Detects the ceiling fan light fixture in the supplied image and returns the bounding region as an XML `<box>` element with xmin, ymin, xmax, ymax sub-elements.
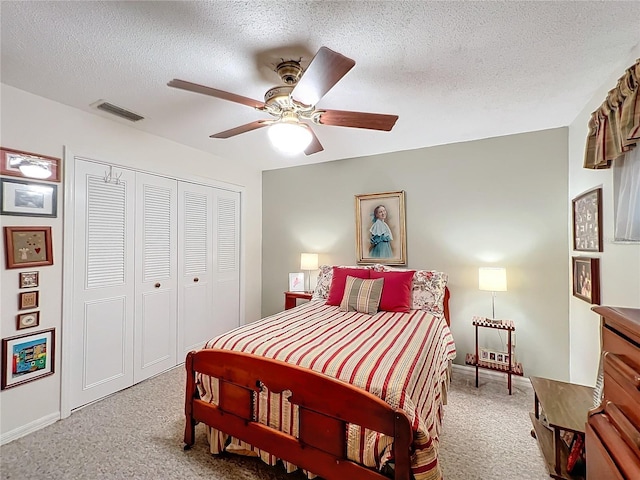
<box><xmin>267</xmin><ymin>120</ymin><xmax>312</xmax><ymax>155</ymax></box>
<box><xmin>169</xmin><ymin>47</ymin><xmax>396</xmax><ymax>156</ymax></box>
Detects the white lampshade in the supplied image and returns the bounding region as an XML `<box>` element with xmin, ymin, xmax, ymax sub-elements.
<box><xmin>478</xmin><ymin>267</ymin><xmax>507</xmax><ymax>292</ymax></box>
<box><xmin>300</xmin><ymin>253</ymin><xmax>319</xmax><ymax>271</ymax></box>
<box><xmin>268</xmin><ymin>121</ymin><xmax>312</xmax><ymax>155</ymax></box>
<box><xmin>19</xmin><ymin>161</ymin><xmax>52</xmax><ymax>179</ymax></box>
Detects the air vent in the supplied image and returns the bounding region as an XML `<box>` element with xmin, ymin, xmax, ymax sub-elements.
<box><xmin>92</xmin><ymin>100</ymin><xmax>144</xmax><ymax>122</ymax></box>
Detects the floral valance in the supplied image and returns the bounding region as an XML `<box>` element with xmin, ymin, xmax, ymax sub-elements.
<box><xmin>584</xmin><ymin>58</ymin><xmax>640</xmax><ymax>169</ymax></box>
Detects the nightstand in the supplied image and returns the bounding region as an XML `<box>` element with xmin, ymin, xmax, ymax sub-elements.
<box><xmin>284</xmin><ymin>291</ymin><xmax>312</xmax><ymax>310</ymax></box>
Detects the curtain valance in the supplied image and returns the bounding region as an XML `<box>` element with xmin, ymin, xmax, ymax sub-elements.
<box><xmin>584</xmin><ymin>58</ymin><xmax>640</xmax><ymax>169</ymax></box>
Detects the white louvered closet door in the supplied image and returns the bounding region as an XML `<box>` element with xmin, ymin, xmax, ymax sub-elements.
<box><xmin>211</xmin><ymin>188</ymin><xmax>241</xmax><ymax>336</ymax></box>
<box><xmin>177</xmin><ymin>182</ymin><xmax>215</xmax><ymax>360</ymax></box>
<box><xmin>70</xmin><ymin>160</ymin><xmax>136</xmax><ymax>410</ymax></box>
<box><xmin>134</xmin><ymin>173</ymin><xmax>178</xmax><ymax>383</ymax></box>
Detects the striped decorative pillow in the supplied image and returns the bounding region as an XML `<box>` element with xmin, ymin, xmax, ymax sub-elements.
<box><xmin>339</xmin><ymin>276</ymin><xmax>384</xmax><ymax>315</ymax></box>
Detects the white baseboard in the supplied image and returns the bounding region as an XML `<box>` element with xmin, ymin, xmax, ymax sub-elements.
<box><xmin>1</xmin><ymin>412</ymin><xmax>60</xmax><ymax>446</ymax></box>
<box><xmin>452</xmin><ymin>363</ymin><xmax>532</xmax><ymax>389</ymax></box>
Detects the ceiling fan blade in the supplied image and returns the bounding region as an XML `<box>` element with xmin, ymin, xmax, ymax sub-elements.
<box><xmin>210</xmin><ymin>120</ymin><xmax>273</xmax><ymax>139</ymax></box>
<box><xmin>291</xmin><ymin>47</ymin><xmax>356</xmax><ymax>106</ymax></box>
<box><xmin>317</xmin><ymin>109</ymin><xmax>399</xmax><ymax>131</ymax></box>
<box><xmin>304</xmin><ymin>127</ymin><xmax>324</xmax><ymax>156</ymax></box>
<box><xmin>168</xmin><ymin>79</ymin><xmax>265</xmax><ymax>109</ymax></box>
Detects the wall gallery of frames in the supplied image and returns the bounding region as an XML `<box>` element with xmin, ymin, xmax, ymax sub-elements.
<box><xmin>1</xmin><ymin>146</ymin><xmax>59</xmax><ymax>391</ymax></box>
<box><xmin>571</xmin><ymin>186</ymin><xmax>602</xmax><ymax>306</ymax></box>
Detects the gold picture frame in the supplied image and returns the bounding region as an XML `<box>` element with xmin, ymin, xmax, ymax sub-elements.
<box><xmin>3</xmin><ymin>226</ymin><xmax>53</xmax><ymax>269</ymax></box>
<box><xmin>355</xmin><ymin>191</ymin><xmax>407</xmax><ymax>265</ymax></box>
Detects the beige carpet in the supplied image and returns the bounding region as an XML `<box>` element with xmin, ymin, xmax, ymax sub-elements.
<box><xmin>1</xmin><ymin>365</ymin><xmax>548</xmax><ymax>479</ymax></box>
<box><xmin>439</xmin><ymin>371</ymin><xmax>548</xmax><ymax>480</ymax></box>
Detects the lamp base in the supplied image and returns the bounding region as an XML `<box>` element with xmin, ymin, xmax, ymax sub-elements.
<box><xmin>304</xmin><ymin>270</ymin><xmax>310</xmax><ymax>293</ymax></box>
<box><xmin>491</xmin><ymin>291</ymin><xmax>496</xmax><ymax>319</ymax></box>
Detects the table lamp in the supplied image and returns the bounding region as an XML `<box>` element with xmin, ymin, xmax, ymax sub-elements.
<box><xmin>300</xmin><ymin>253</ymin><xmax>319</xmax><ymax>293</ymax></box>
<box><xmin>478</xmin><ymin>267</ymin><xmax>507</xmax><ymax>318</ymax></box>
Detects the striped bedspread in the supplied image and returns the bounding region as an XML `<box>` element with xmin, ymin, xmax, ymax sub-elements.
<box><xmin>197</xmin><ymin>300</ymin><xmax>456</xmax><ymax>480</ymax></box>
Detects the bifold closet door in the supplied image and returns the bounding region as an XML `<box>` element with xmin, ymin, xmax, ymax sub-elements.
<box><xmin>134</xmin><ymin>173</ymin><xmax>178</xmax><ymax>383</ymax></box>
<box><xmin>177</xmin><ymin>182</ymin><xmax>215</xmax><ymax>360</ymax></box>
<box><xmin>70</xmin><ymin>160</ymin><xmax>135</xmax><ymax>410</ymax></box>
<box><xmin>211</xmin><ymin>188</ymin><xmax>241</xmax><ymax>336</ymax></box>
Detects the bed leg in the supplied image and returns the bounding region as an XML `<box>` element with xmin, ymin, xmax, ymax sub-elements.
<box><xmin>394</xmin><ymin>411</ymin><xmax>413</xmax><ymax>480</ymax></box>
<box><xmin>183</xmin><ymin>417</ymin><xmax>196</xmax><ymax>450</ymax></box>
<box><xmin>184</xmin><ymin>352</ymin><xmax>197</xmax><ymax>449</ymax></box>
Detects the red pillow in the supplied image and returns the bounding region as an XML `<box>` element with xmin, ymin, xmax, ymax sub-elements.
<box><xmin>370</xmin><ymin>270</ymin><xmax>415</xmax><ymax>312</ymax></box>
<box><xmin>326</xmin><ymin>267</ymin><xmax>371</xmax><ymax>305</ymax></box>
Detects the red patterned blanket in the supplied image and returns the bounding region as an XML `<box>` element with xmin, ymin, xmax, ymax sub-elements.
<box><xmin>198</xmin><ymin>301</ymin><xmax>456</xmax><ymax>480</ymax></box>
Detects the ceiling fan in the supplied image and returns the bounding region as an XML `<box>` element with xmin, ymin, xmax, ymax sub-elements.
<box><xmin>168</xmin><ymin>47</ymin><xmax>398</xmax><ymax>155</ymax></box>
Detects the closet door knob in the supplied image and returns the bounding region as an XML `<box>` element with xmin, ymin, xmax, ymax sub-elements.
<box><xmin>155</xmin><ymin>283</ymin><xmax>161</xmax><ymax>288</ymax></box>
<box><xmin>193</xmin><ymin>277</ymin><xmax>199</xmax><ymax>283</ymax></box>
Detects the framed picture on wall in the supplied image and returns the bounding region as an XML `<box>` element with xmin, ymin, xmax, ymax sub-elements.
<box><xmin>572</xmin><ymin>257</ymin><xmax>600</xmax><ymax>305</ymax></box>
<box><xmin>355</xmin><ymin>191</ymin><xmax>407</xmax><ymax>265</ymax></box>
<box><xmin>0</xmin><ymin>178</ymin><xmax>57</xmax><ymax>217</ymax></box>
<box><xmin>3</xmin><ymin>226</ymin><xmax>53</xmax><ymax>269</ymax></box>
<box><xmin>16</xmin><ymin>311</ymin><xmax>40</xmax><ymax>330</ymax></box>
<box><xmin>19</xmin><ymin>271</ymin><xmax>39</xmax><ymax>288</ymax></box>
<box><xmin>18</xmin><ymin>291</ymin><xmax>39</xmax><ymax>310</ymax></box>
<box><xmin>572</xmin><ymin>187</ymin><xmax>602</xmax><ymax>252</ymax></box>
<box><xmin>0</xmin><ymin>147</ymin><xmax>61</xmax><ymax>182</ymax></box>
<box><xmin>1</xmin><ymin>328</ymin><xmax>55</xmax><ymax>390</ymax></box>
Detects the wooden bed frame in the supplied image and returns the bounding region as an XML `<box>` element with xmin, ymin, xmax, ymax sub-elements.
<box><xmin>184</xmin><ymin>287</ymin><xmax>451</xmax><ymax>480</ymax></box>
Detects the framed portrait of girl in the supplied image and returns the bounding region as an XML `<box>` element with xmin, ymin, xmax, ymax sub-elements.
<box><xmin>355</xmin><ymin>191</ymin><xmax>406</xmax><ymax>265</ymax></box>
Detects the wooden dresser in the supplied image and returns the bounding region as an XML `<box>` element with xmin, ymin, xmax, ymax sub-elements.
<box><xmin>586</xmin><ymin>306</ymin><xmax>640</xmax><ymax>479</ymax></box>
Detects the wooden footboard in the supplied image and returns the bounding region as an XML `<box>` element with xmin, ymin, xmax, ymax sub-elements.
<box><xmin>184</xmin><ymin>349</ymin><xmax>413</xmax><ymax>480</ymax></box>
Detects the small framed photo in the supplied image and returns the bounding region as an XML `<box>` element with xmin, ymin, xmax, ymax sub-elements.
<box><xmin>1</xmin><ymin>328</ymin><xmax>55</xmax><ymax>390</ymax></box>
<box><xmin>19</xmin><ymin>291</ymin><xmax>39</xmax><ymax>310</ymax></box>
<box><xmin>19</xmin><ymin>271</ymin><xmax>39</xmax><ymax>289</ymax></box>
<box><xmin>572</xmin><ymin>187</ymin><xmax>602</xmax><ymax>252</ymax></box>
<box><xmin>16</xmin><ymin>311</ymin><xmax>40</xmax><ymax>330</ymax></box>
<box><xmin>0</xmin><ymin>147</ymin><xmax>61</xmax><ymax>182</ymax></box>
<box><xmin>355</xmin><ymin>190</ymin><xmax>407</xmax><ymax>265</ymax></box>
<box><xmin>572</xmin><ymin>257</ymin><xmax>601</xmax><ymax>305</ymax></box>
<box><xmin>288</xmin><ymin>272</ymin><xmax>305</xmax><ymax>292</ymax></box>
<box><xmin>1</xmin><ymin>178</ymin><xmax>57</xmax><ymax>217</ymax></box>
<box><xmin>3</xmin><ymin>226</ymin><xmax>53</xmax><ymax>269</ymax></box>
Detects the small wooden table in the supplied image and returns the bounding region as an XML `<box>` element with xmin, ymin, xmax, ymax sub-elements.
<box><xmin>284</xmin><ymin>291</ymin><xmax>312</xmax><ymax>310</ymax></box>
<box><xmin>529</xmin><ymin>376</ymin><xmax>594</xmax><ymax>479</ymax></box>
<box><xmin>467</xmin><ymin>318</ymin><xmax>523</xmax><ymax>394</ymax></box>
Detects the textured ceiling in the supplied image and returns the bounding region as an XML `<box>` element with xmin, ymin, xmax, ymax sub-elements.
<box><xmin>1</xmin><ymin>1</ymin><xmax>639</xmax><ymax>170</ymax></box>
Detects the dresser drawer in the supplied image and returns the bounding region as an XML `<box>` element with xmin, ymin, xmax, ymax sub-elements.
<box><xmin>603</xmin><ymin>353</ymin><xmax>640</xmax><ymax>428</ymax></box>
<box><xmin>588</xmin><ymin>414</ymin><xmax>640</xmax><ymax>479</ymax></box>
<box><xmin>603</xmin><ymin>402</ymin><xmax>640</xmax><ymax>460</ymax></box>
<box><xmin>586</xmin><ymin>422</ymin><xmax>624</xmax><ymax>480</ymax></box>
<box><xmin>603</xmin><ymin>324</ymin><xmax>640</xmax><ymax>370</ymax></box>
